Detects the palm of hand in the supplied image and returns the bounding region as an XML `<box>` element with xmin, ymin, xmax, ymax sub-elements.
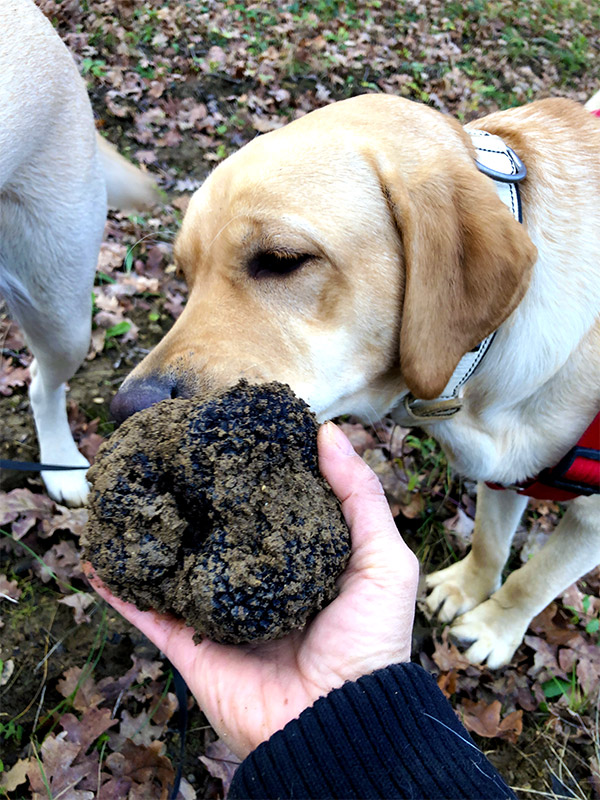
<box><xmin>90</xmin><ymin>518</ymin><xmax>415</xmax><ymax>759</ymax></box>
<box><xmin>87</xmin><ymin>422</ymin><xmax>419</xmax><ymax>760</ymax></box>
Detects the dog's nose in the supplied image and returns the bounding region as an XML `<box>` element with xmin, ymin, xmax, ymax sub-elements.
<box><xmin>110</xmin><ymin>375</ymin><xmax>177</xmax><ymax>424</ymax></box>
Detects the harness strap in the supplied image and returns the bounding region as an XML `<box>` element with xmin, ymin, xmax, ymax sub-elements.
<box><xmin>486</xmin><ymin>411</ymin><xmax>600</xmax><ymax>501</ymax></box>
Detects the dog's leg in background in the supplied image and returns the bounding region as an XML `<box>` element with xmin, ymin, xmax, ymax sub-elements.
<box><xmin>0</xmin><ymin>142</ymin><xmax>107</xmax><ymax>506</ymax></box>
<box><xmin>426</xmin><ymin>483</ymin><xmax>528</xmax><ymax>620</ymax></box>
<box><xmin>0</xmin><ymin>0</ymin><xmax>158</xmax><ymax>506</ymax></box>
<box><xmin>27</xmin><ymin>318</ymin><xmax>93</xmax><ymax>507</ymax></box>
<box><xmin>450</xmin><ymin>495</ymin><xmax>600</xmax><ymax>667</ymax></box>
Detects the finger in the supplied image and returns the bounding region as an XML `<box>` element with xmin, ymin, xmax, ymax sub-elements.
<box><xmin>83</xmin><ymin>562</ymin><xmax>197</xmax><ymax>656</ymax></box>
<box><xmin>318</xmin><ymin>422</ymin><xmax>419</xmax><ymax>600</ymax></box>
<box><xmin>318</xmin><ymin>422</ymin><xmax>410</xmax><ymax>552</ymax></box>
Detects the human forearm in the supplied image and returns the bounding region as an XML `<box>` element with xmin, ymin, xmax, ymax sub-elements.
<box><xmin>229</xmin><ymin>663</ymin><xmax>515</xmax><ymax>800</ymax></box>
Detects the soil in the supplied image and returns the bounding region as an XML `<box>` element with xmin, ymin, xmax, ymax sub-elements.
<box><xmin>84</xmin><ymin>381</ymin><xmax>350</xmax><ymax>643</ymax></box>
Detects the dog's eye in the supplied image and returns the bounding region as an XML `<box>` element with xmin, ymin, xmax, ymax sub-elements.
<box><xmin>248</xmin><ymin>250</ymin><xmax>311</xmax><ymax>279</ymax></box>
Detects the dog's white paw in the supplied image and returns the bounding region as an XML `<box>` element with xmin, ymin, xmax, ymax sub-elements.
<box><xmin>425</xmin><ymin>555</ymin><xmax>500</xmax><ymax>622</ymax></box>
<box><xmin>449</xmin><ymin>599</ymin><xmax>527</xmax><ymax>668</ymax></box>
<box><xmin>42</xmin><ymin>455</ymin><xmax>90</xmax><ymax>507</ymax></box>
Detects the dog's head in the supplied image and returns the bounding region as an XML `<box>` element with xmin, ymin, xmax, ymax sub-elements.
<box><xmin>112</xmin><ymin>95</ymin><xmax>537</xmax><ymax>424</ymax></box>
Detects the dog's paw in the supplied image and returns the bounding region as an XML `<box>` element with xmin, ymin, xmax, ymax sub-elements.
<box><xmin>425</xmin><ymin>555</ymin><xmax>499</xmax><ymax>622</ymax></box>
<box><xmin>449</xmin><ymin>599</ymin><xmax>528</xmax><ymax>668</ymax></box>
<box><xmin>42</xmin><ymin>459</ymin><xmax>90</xmax><ymax>507</ymax></box>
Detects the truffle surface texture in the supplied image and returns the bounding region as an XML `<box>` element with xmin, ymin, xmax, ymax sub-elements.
<box><xmin>84</xmin><ymin>381</ymin><xmax>350</xmax><ymax>644</ymax></box>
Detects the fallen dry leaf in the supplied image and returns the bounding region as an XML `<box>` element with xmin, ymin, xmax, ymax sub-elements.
<box><xmin>362</xmin><ymin>448</ymin><xmax>411</xmax><ymax>508</ymax></box>
<box><xmin>104</xmin><ymin>739</ymin><xmax>175</xmax><ymax>799</ymax></box>
<box><xmin>431</xmin><ymin>628</ymin><xmax>480</xmax><ymax>673</ymax></box>
<box><xmin>0</xmin><ymin>758</ymin><xmax>30</xmax><ymax>792</ymax></box>
<box><xmin>400</xmin><ymin>492</ymin><xmax>425</xmax><ymax>519</ymax></box>
<box><xmin>0</xmin><ymin>488</ymin><xmax>56</xmax><ymax>539</ymax></box>
<box><xmin>0</xmin><ymin>318</ymin><xmax>26</xmax><ymax>351</ymax></box>
<box><xmin>529</xmin><ymin>603</ymin><xmax>580</xmax><ymax>647</ymax></box>
<box><xmin>59</xmin><ymin>592</ymin><xmax>96</xmax><ymax>624</ymax></box>
<box><xmin>36</xmin><ymin>539</ymin><xmax>84</xmax><ymax>586</ymax></box>
<box><xmin>0</xmin><ymin>573</ymin><xmax>22</xmax><ymax>602</ymax></box>
<box><xmin>437</xmin><ymin>669</ymin><xmax>458</xmax><ymax>698</ymax></box>
<box><xmin>26</xmin><ymin>731</ymin><xmax>94</xmax><ymax>800</ymax></box>
<box><xmin>60</xmin><ymin>708</ymin><xmax>117</xmax><ymax>756</ymax></box>
<box><xmin>443</xmin><ymin>507</ymin><xmax>475</xmax><ymax>551</ymax></box>
<box><xmin>460</xmin><ymin>699</ymin><xmax>523</xmax><ymax>743</ymax></box>
<box><xmin>523</xmin><ymin>635</ymin><xmax>563</xmax><ymax>677</ymax></box>
<box><xmin>0</xmin><ymin>355</ymin><xmax>30</xmax><ymax>396</ymax></box>
<box><xmin>57</xmin><ymin>666</ymin><xmax>105</xmax><ymax>711</ymax></box>
<box><xmin>96</xmin><ymin>655</ymin><xmax>163</xmax><ymax>707</ymax></box>
<box><xmin>0</xmin><ymin>658</ymin><xmax>15</xmax><ymax>687</ymax></box>
<box><xmin>40</xmin><ymin>504</ymin><xmax>88</xmax><ymax>539</ymax></box>
<box><xmin>338</xmin><ymin>422</ymin><xmax>377</xmax><ymax>456</ymax></box>
<box><xmin>111</xmin><ymin>709</ymin><xmax>167</xmax><ymax>749</ymax></box>
<box><xmin>199</xmin><ymin>738</ymin><xmax>242</xmax><ymax>797</ymax></box>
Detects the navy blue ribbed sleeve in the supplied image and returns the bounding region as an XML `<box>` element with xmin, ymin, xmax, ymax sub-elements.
<box><xmin>229</xmin><ymin>663</ymin><xmax>515</xmax><ymax>799</ymax></box>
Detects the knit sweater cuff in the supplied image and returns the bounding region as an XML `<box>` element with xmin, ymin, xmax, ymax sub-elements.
<box><xmin>229</xmin><ymin>662</ymin><xmax>515</xmax><ymax>799</ymax></box>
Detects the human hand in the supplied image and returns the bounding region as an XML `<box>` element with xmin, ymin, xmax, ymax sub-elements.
<box><xmin>85</xmin><ymin>421</ymin><xmax>419</xmax><ymax>760</ymax></box>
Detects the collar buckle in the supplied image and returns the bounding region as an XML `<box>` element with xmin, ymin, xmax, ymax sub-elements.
<box><xmin>403</xmin><ymin>393</ymin><xmax>463</xmax><ymax>423</ymax></box>
<box><xmin>474</xmin><ymin>146</ymin><xmax>527</xmax><ymax>183</ymax></box>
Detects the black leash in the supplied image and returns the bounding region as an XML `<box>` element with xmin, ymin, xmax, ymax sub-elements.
<box><xmin>0</xmin><ymin>459</ymin><xmax>88</xmax><ymax>472</ymax></box>
<box><xmin>169</xmin><ymin>664</ymin><xmax>189</xmax><ymax>800</ymax></box>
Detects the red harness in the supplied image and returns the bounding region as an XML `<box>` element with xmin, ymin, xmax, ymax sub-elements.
<box><xmin>487</xmin><ymin>411</ymin><xmax>600</xmax><ymax>501</ymax></box>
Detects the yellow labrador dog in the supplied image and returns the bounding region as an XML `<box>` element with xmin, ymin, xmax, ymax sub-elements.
<box><xmin>112</xmin><ymin>91</ymin><xmax>600</xmax><ymax>667</ymax></box>
<box><xmin>1</xmin><ymin>0</ymin><xmax>157</xmax><ymax>505</ymax></box>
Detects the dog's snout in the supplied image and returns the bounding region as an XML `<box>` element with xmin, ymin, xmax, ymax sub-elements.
<box><xmin>110</xmin><ymin>375</ymin><xmax>178</xmax><ymax>424</ymax></box>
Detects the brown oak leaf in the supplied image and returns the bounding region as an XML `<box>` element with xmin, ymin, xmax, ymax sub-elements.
<box><xmin>57</xmin><ymin>666</ymin><xmax>104</xmax><ymax>711</ymax></box>
<box><xmin>0</xmin><ymin>355</ymin><xmax>30</xmax><ymax>396</ymax></box>
<box><xmin>0</xmin><ymin>573</ymin><xmax>22</xmax><ymax>602</ymax></box>
<box><xmin>199</xmin><ymin>738</ymin><xmax>242</xmax><ymax>797</ymax></box>
<box><xmin>460</xmin><ymin>699</ymin><xmax>523</xmax><ymax>743</ymax></box>
<box><xmin>59</xmin><ymin>592</ymin><xmax>96</xmax><ymax>624</ymax></box>
<box><xmin>103</xmin><ymin>739</ymin><xmax>175</xmax><ymax>799</ymax></box>
<box><xmin>36</xmin><ymin>539</ymin><xmax>83</xmax><ymax>585</ymax></box>
<box><xmin>0</xmin><ymin>488</ymin><xmax>56</xmax><ymax>539</ymax></box>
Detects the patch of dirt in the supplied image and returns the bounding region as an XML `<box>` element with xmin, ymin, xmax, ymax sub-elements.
<box><xmin>0</xmin><ymin>595</ymin><xmax>128</xmax><ymax>729</ymax></box>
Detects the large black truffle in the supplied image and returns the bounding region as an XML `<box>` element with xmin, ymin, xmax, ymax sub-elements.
<box><xmin>84</xmin><ymin>381</ymin><xmax>351</xmax><ymax>644</ymax></box>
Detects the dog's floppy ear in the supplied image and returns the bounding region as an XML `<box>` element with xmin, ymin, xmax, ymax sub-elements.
<box><xmin>382</xmin><ymin>160</ymin><xmax>537</xmax><ymax>400</ymax></box>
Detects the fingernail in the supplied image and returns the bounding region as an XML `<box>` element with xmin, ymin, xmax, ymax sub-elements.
<box><xmin>323</xmin><ymin>421</ymin><xmax>355</xmax><ymax>455</ymax></box>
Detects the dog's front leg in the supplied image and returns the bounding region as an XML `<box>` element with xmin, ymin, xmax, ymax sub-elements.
<box><xmin>425</xmin><ymin>483</ymin><xmax>528</xmax><ymax>622</ymax></box>
<box><xmin>450</xmin><ymin>494</ymin><xmax>600</xmax><ymax>668</ymax></box>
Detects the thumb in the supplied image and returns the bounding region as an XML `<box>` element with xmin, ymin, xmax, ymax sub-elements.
<box><xmin>318</xmin><ymin>422</ymin><xmax>419</xmax><ymax>661</ymax></box>
<box><xmin>318</xmin><ymin>421</ymin><xmax>411</xmax><ymax>553</ymax></box>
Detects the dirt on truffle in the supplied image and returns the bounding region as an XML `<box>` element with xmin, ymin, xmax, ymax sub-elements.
<box><xmin>84</xmin><ymin>381</ymin><xmax>351</xmax><ymax>644</ymax></box>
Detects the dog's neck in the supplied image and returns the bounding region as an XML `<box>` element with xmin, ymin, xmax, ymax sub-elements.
<box><xmin>400</xmin><ymin>130</ymin><xmax>527</xmax><ymax>426</ymax></box>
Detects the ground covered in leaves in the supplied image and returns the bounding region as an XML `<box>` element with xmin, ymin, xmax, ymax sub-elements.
<box><xmin>1</xmin><ymin>0</ymin><xmax>599</xmax><ymax>797</ymax></box>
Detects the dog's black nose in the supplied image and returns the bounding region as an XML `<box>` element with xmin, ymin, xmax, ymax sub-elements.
<box><xmin>110</xmin><ymin>376</ymin><xmax>176</xmax><ymax>424</ymax></box>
